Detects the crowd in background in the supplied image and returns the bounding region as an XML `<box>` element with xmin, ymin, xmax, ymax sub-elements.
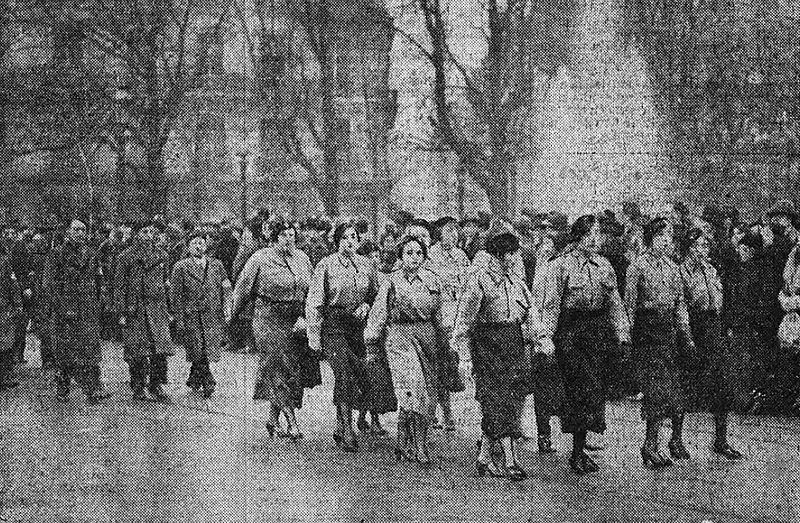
<box><xmin>0</xmin><ymin>196</ymin><xmax>798</xmax><ymax>477</ymax></box>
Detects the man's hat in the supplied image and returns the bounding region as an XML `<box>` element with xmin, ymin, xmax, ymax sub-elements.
<box><xmin>767</xmin><ymin>199</ymin><xmax>797</xmax><ymax>219</ymax></box>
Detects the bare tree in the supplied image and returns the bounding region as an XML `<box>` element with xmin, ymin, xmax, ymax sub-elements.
<box><xmin>236</xmin><ymin>0</ymin><xmax>391</xmax><ymax>217</ymax></box>
<box><xmin>392</xmin><ymin>0</ymin><xmax>575</xmax><ymax>217</ymax></box>
<box><xmin>35</xmin><ymin>0</ymin><xmax>233</xmax><ymax>219</ymax></box>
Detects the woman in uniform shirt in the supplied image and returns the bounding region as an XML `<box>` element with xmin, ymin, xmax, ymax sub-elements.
<box><xmin>364</xmin><ymin>236</ymin><xmax>444</xmax><ymax>468</ymax></box>
<box><xmin>625</xmin><ymin>218</ymin><xmax>693</xmax><ymax>468</ymax></box>
<box><xmin>306</xmin><ymin>222</ymin><xmax>378</xmax><ymax>452</ymax></box>
<box><xmin>677</xmin><ymin>228</ymin><xmax>743</xmax><ymax>460</ymax></box>
<box><xmin>539</xmin><ymin>215</ymin><xmax>630</xmax><ymax>474</ymax></box>
<box><xmin>452</xmin><ymin>230</ymin><xmax>536</xmax><ymax>482</ymax></box>
<box><xmin>231</xmin><ymin>220</ymin><xmax>317</xmax><ymax>440</ymax></box>
<box><xmin>428</xmin><ymin>217</ymin><xmax>471</xmax><ymax>431</ymax></box>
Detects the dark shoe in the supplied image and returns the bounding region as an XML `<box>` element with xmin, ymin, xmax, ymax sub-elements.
<box><xmin>56</xmin><ymin>389</ymin><xmax>70</xmax><ymax>402</ymax></box>
<box><xmin>443</xmin><ymin>419</ymin><xmax>456</xmax><ymax>432</ymax></box>
<box><xmin>431</xmin><ymin>418</ymin><xmax>443</xmax><ymax>430</ymax></box>
<box><xmin>266</xmin><ymin>423</ymin><xmax>277</xmax><ymax>439</ymax></box>
<box><xmin>537</xmin><ymin>436</ymin><xmax>556</xmax><ymax>454</ymax></box>
<box><xmin>395</xmin><ymin>446</ymin><xmax>416</xmax><ymax>462</ymax></box>
<box><xmin>288</xmin><ymin>430</ymin><xmax>304</xmax><ymax>441</ymax></box>
<box><xmin>641</xmin><ymin>444</ymin><xmax>673</xmax><ymax>469</ymax></box>
<box><xmin>202</xmin><ymin>384</ymin><xmax>215</xmax><ymax>398</ymax></box>
<box><xmin>416</xmin><ymin>448</ymin><xmax>433</xmax><ymax>469</ymax></box>
<box><xmin>371</xmin><ymin>423</ymin><xmax>388</xmax><ymax>437</ymax></box>
<box><xmin>1</xmin><ymin>379</ymin><xmax>20</xmax><ymax>389</ymax></box>
<box><xmin>357</xmin><ymin>419</ymin><xmax>370</xmax><ymax>433</ymax></box>
<box><xmin>568</xmin><ymin>453</ymin><xmax>598</xmax><ymax>474</ymax></box>
<box><xmin>148</xmin><ymin>385</ymin><xmax>170</xmax><ymax>402</ymax></box>
<box><xmin>505</xmin><ymin>463</ymin><xmax>528</xmax><ymax>481</ymax></box>
<box><xmin>668</xmin><ymin>439</ymin><xmax>690</xmax><ymax>460</ymax></box>
<box><xmin>476</xmin><ymin>459</ymin><xmax>505</xmax><ymax>478</ymax></box>
<box><xmin>87</xmin><ymin>389</ymin><xmax>112</xmax><ymax>404</ymax></box>
<box><xmin>713</xmin><ymin>441</ymin><xmax>743</xmax><ymax>460</ymax></box>
<box><xmin>132</xmin><ymin>388</ymin><xmax>149</xmax><ymax>401</ymax></box>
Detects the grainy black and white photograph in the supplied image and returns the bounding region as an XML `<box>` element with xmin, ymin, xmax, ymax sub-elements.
<box><xmin>0</xmin><ymin>0</ymin><xmax>798</xmax><ymax>521</ymax></box>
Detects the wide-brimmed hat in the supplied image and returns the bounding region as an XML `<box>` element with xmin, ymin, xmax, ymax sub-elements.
<box><xmin>767</xmin><ymin>199</ymin><xmax>797</xmax><ymax>219</ymax></box>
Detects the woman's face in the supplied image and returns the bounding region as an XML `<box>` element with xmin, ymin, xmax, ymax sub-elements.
<box><xmin>401</xmin><ymin>240</ymin><xmax>425</xmax><ymax>272</ymax></box>
<box><xmin>691</xmin><ymin>236</ymin><xmax>711</xmax><ymax>260</ymax></box>
<box><xmin>737</xmin><ymin>243</ymin><xmax>753</xmax><ymax>263</ymax></box>
<box><xmin>338</xmin><ymin>227</ymin><xmax>359</xmax><ymax>255</ymax></box>
<box><xmin>578</xmin><ymin>223</ymin><xmax>602</xmax><ymax>254</ymax></box>
<box><xmin>440</xmin><ymin>225</ymin><xmax>459</xmax><ymax>249</ymax></box>
<box><xmin>651</xmin><ymin>226</ymin><xmax>673</xmax><ymax>256</ymax></box>
<box><xmin>188</xmin><ymin>236</ymin><xmax>207</xmax><ymax>257</ymax></box>
<box><xmin>276</xmin><ymin>228</ymin><xmax>296</xmax><ymax>253</ymax></box>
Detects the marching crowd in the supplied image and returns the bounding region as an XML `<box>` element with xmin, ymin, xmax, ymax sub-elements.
<box><xmin>1</xmin><ymin>197</ymin><xmax>799</xmax><ymax>479</ymax></box>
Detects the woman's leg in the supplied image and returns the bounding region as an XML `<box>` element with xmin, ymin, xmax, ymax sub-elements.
<box><xmin>370</xmin><ymin>411</ymin><xmax>386</xmax><ymax>434</ymax></box>
<box><xmin>414</xmin><ymin>412</ymin><xmax>432</xmax><ymax>467</ymax></box>
<box><xmin>440</xmin><ymin>394</ymin><xmax>455</xmax><ymax>430</ymax></box>
<box><xmin>668</xmin><ymin>413</ymin><xmax>690</xmax><ymax>459</ymax></box>
<box><xmin>340</xmin><ymin>404</ymin><xmax>358</xmax><ymax>450</ymax></box>
<box><xmin>713</xmin><ymin>411</ymin><xmax>743</xmax><ymax>459</ymax></box>
<box><xmin>282</xmin><ymin>406</ymin><xmax>303</xmax><ymax>439</ymax></box>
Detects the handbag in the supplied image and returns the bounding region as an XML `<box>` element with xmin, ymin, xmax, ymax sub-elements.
<box><xmin>444</xmin><ymin>348</ymin><xmax>466</xmax><ymax>393</ymax></box>
<box><xmin>778</xmin><ymin>311</ymin><xmax>800</xmax><ymax>351</ymax></box>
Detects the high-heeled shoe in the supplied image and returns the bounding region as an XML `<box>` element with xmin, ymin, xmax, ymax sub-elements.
<box><xmin>394</xmin><ymin>446</ymin><xmax>416</xmax><ymax>462</ymax></box>
<box><xmin>357</xmin><ymin>419</ymin><xmax>371</xmax><ymax>433</ymax></box>
<box><xmin>475</xmin><ymin>459</ymin><xmax>505</xmax><ymax>478</ymax></box>
<box><xmin>641</xmin><ymin>444</ymin><xmax>673</xmax><ymax>469</ymax></box>
<box><xmin>341</xmin><ymin>436</ymin><xmax>359</xmax><ymax>453</ymax></box>
<box><xmin>288</xmin><ymin>430</ymin><xmax>304</xmax><ymax>441</ymax></box>
<box><xmin>713</xmin><ymin>440</ymin><xmax>743</xmax><ymax>460</ymax></box>
<box><xmin>568</xmin><ymin>453</ymin><xmax>598</xmax><ymax>474</ymax></box>
<box><xmin>265</xmin><ymin>423</ymin><xmax>277</xmax><ymax>438</ymax></box>
<box><xmin>537</xmin><ymin>436</ymin><xmax>556</xmax><ymax>454</ymax></box>
<box><xmin>332</xmin><ymin>432</ymin><xmax>343</xmax><ymax>446</ymax></box>
<box><xmin>668</xmin><ymin>439</ymin><xmax>690</xmax><ymax>460</ymax></box>
<box><xmin>416</xmin><ymin>448</ymin><xmax>433</xmax><ymax>469</ymax></box>
<box><xmin>505</xmin><ymin>463</ymin><xmax>528</xmax><ymax>481</ymax></box>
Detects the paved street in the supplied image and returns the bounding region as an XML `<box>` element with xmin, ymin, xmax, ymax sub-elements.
<box><xmin>0</xmin><ymin>338</ymin><xmax>798</xmax><ymax>522</ymax></box>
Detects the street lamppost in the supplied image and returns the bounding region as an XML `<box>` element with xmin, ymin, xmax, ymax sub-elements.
<box><xmin>113</xmin><ymin>85</ymin><xmax>133</xmax><ymax>221</ymax></box>
<box><xmin>236</xmin><ymin>147</ymin><xmax>250</xmax><ymax>223</ymax></box>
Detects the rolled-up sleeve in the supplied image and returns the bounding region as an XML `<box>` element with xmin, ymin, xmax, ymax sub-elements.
<box><xmin>450</xmin><ymin>274</ymin><xmax>483</xmax><ymax>361</ymax></box>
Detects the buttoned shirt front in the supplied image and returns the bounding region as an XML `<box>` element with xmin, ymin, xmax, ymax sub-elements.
<box><xmin>625</xmin><ymin>250</ymin><xmax>690</xmax><ymax>335</ymax></box>
<box><xmin>231</xmin><ymin>247</ymin><xmax>312</xmax><ymax>318</ymax></box>
<box><xmin>364</xmin><ymin>268</ymin><xmax>442</xmax><ymax>344</ymax></box>
<box><xmin>539</xmin><ymin>248</ymin><xmax>629</xmax><ymax>341</ymax></box>
<box><xmin>451</xmin><ymin>257</ymin><xmax>537</xmax><ymax>357</ymax></box>
<box><xmin>305</xmin><ymin>252</ymin><xmax>378</xmax><ymax>348</ymax></box>
<box><xmin>680</xmin><ymin>255</ymin><xmax>723</xmax><ymax>312</ymax></box>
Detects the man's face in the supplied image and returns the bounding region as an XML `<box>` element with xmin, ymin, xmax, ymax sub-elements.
<box><xmin>2</xmin><ymin>228</ymin><xmax>17</xmax><ymax>243</ymax></box>
<box><xmin>137</xmin><ymin>226</ymin><xmax>156</xmax><ymax>245</ymax></box>
<box><xmin>67</xmin><ymin>221</ymin><xmax>87</xmax><ymax>244</ymax></box>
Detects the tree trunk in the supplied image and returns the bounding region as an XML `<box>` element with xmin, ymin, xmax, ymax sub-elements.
<box><xmin>483</xmin><ymin>159</ymin><xmax>510</xmax><ymax>218</ymax></box>
<box><xmin>317</xmin><ymin>12</ymin><xmax>340</xmax><ymax>218</ymax></box>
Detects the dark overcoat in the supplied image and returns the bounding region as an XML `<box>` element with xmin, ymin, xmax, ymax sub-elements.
<box><xmin>170</xmin><ymin>257</ymin><xmax>231</xmax><ymax>363</ymax></box>
<box><xmin>113</xmin><ymin>243</ymin><xmax>175</xmax><ymax>360</ymax></box>
<box><xmin>41</xmin><ymin>241</ymin><xmax>102</xmax><ymax>365</ymax></box>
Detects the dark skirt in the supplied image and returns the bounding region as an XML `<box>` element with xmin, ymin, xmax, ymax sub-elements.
<box><xmin>632</xmin><ymin>310</ymin><xmax>683</xmax><ymax>421</ymax></box>
<box><xmin>252</xmin><ymin>302</ymin><xmax>321</xmax><ymax>409</ymax></box>
<box><xmin>322</xmin><ymin>309</ymin><xmax>369</xmax><ymax>408</ymax></box>
<box><xmin>530</xmin><ymin>352</ymin><xmax>565</xmax><ymax>417</ymax></box>
<box><xmin>554</xmin><ymin>310</ymin><xmax>612</xmax><ymax>434</ymax></box>
<box><xmin>472</xmin><ymin>323</ymin><xmax>528</xmax><ymax>440</ymax></box>
<box><xmin>683</xmin><ymin>310</ymin><xmax>749</xmax><ymax>413</ymax></box>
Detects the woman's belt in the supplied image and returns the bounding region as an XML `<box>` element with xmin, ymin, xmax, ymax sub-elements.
<box><xmin>478</xmin><ymin>318</ymin><xmax>522</xmax><ymax>329</ymax></box>
<box><xmin>561</xmin><ymin>308</ymin><xmax>606</xmax><ymax>321</ymax></box>
<box><xmin>635</xmin><ymin>308</ymin><xmax>675</xmax><ymax>317</ymax></box>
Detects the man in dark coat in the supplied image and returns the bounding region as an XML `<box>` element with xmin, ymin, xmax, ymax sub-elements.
<box><xmin>114</xmin><ymin>221</ymin><xmax>175</xmax><ymax>401</ymax></box>
<box><xmin>2</xmin><ymin>222</ymin><xmax>30</xmax><ymax>365</ymax></box>
<box><xmin>27</xmin><ymin>229</ymin><xmax>54</xmax><ymax>366</ymax></box>
<box><xmin>0</xmin><ymin>253</ymin><xmax>22</xmax><ymax>390</ymax></box>
<box><xmin>97</xmin><ymin>227</ymin><xmax>125</xmax><ymax>341</ymax></box>
<box><xmin>41</xmin><ymin>219</ymin><xmax>111</xmax><ymax>403</ymax></box>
